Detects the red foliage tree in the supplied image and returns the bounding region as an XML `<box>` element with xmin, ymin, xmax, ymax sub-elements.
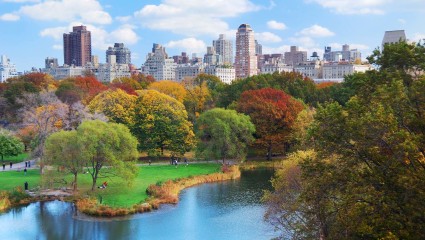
<box><xmin>237</xmin><ymin>88</ymin><xmax>304</xmax><ymax>160</ymax></box>
<box><xmin>74</xmin><ymin>76</ymin><xmax>108</xmax><ymax>104</ymax></box>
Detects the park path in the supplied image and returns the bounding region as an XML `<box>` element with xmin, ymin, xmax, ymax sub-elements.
<box><xmin>0</xmin><ymin>159</ymin><xmax>36</xmax><ymax>172</ymax></box>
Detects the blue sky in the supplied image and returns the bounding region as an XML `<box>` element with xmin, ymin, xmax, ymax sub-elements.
<box><xmin>1</xmin><ymin>0</ymin><xmax>424</xmax><ymax>71</ymax></box>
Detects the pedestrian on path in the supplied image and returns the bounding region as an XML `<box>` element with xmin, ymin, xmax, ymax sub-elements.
<box><xmin>28</xmin><ymin>160</ymin><xmax>31</xmax><ymax>168</ymax></box>
<box><xmin>2</xmin><ymin>162</ymin><xmax>5</xmax><ymax>170</ymax></box>
<box><xmin>10</xmin><ymin>161</ymin><xmax>12</xmax><ymax>169</ymax></box>
<box><xmin>25</xmin><ymin>161</ymin><xmax>27</xmax><ymax>168</ymax></box>
<box><xmin>24</xmin><ymin>168</ymin><xmax>27</xmax><ymax>175</ymax></box>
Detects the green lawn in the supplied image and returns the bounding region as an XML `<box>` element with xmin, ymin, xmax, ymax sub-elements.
<box><xmin>1</xmin><ymin>153</ymin><xmax>29</xmax><ymax>164</ymax></box>
<box><xmin>0</xmin><ymin>163</ymin><xmax>221</xmax><ymax>208</ymax></box>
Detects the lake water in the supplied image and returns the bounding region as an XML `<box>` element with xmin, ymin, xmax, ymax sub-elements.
<box><xmin>0</xmin><ymin>169</ymin><xmax>277</xmax><ymax>240</ymax></box>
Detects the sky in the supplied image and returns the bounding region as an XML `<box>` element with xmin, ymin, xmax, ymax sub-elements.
<box><xmin>0</xmin><ymin>0</ymin><xmax>424</xmax><ymax>71</ymax></box>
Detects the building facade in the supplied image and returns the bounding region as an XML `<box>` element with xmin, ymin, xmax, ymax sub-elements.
<box><xmin>213</xmin><ymin>34</ymin><xmax>233</xmax><ymax>66</ymax></box>
<box><xmin>382</xmin><ymin>30</ymin><xmax>406</xmax><ymax>48</ymax></box>
<box><xmin>63</xmin><ymin>25</ymin><xmax>92</xmax><ymax>66</ymax></box>
<box><xmin>235</xmin><ymin>24</ymin><xmax>258</xmax><ymax>79</ymax></box>
<box><xmin>322</xmin><ymin>62</ymin><xmax>371</xmax><ymax>81</ymax></box>
<box><xmin>204</xmin><ymin>65</ymin><xmax>236</xmax><ymax>84</ymax></box>
<box><xmin>323</xmin><ymin>45</ymin><xmax>361</xmax><ymax>62</ymax></box>
<box><xmin>141</xmin><ymin>44</ymin><xmax>176</xmax><ymax>81</ymax></box>
<box><xmin>284</xmin><ymin>46</ymin><xmax>307</xmax><ymax>66</ymax></box>
<box><xmin>0</xmin><ymin>55</ymin><xmax>19</xmax><ymax>83</ymax></box>
<box><xmin>96</xmin><ymin>55</ymin><xmax>131</xmax><ymax>83</ymax></box>
<box><xmin>106</xmin><ymin>43</ymin><xmax>131</xmax><ymax>64</ymax></box>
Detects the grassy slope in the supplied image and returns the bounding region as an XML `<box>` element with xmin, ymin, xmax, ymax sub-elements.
<box><xmin>1</xmin><ymin>153</ymin><xmax>29</xmax><ymax>164</ymax></box>
<box><xmin>0</xmin><ymin>163</ymin><xmax>221</xmax><ymax>208</ymax></box>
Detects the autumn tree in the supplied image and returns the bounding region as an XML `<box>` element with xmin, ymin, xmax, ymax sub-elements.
<box><xmin>88</xmin><ymin>89</ymin><xmax>136</xmax><ymax>125</ymax></box>
<box><xmin>148</xmin><ymin>80</ymin><xmax>187</xmax><ymax>102</ymax></box>
<box><xmin>0</xmin><ymin>128</ymin><xmax>24</xmax><ymax>161</ymax></box>
<box><xmin>237</xmin><ymin>88</ymin><xmax>304</xmax><ymax>160</ymax></box>
<box><xmin>131</xmin><ymin>73</ymin><xmax>155</xmax><ymax>89</ymax></box>
<box><xmin>132</xmin><ymin>90</ymin><xmax>195</xmax><ymax>157</ymax></box>
<box><xmin>195</xmin><ymin>108</ymin><xmax>255</xmax><ymax>163</ymax></box>
<box><xmin>77</xmin><ymin>120</ymin><xmax>139</xmax><ymax>191</ymax></box>
<box><xmin>110</xmin><ymin>77</ymin><xmax>143</xmax><ymax>95</ymax></box>
<box><xmin>73</xmin><ymin>76</ymin><xmax>108</xmax><ymax>104</ymax></box>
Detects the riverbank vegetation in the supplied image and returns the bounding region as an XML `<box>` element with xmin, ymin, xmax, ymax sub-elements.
<box><xmin>263</xmin><ymin>41</ymin><xmax>425</xmax><ymax>239</ymax></box>
<box><xmin>0</xmin><ymin>164</ymin><xmax>222</xmax><ymax>213</ymax></box>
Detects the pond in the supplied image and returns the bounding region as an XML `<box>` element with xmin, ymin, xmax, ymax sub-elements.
<box><xmin>0</xmin><ymin>169</ymin><xmax>278</xmax><ymax>240</ymax></box>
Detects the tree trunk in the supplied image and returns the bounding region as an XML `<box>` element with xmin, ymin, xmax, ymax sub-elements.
<box><xmin>91</xmin><ymin>169</ymin><xmax>98</xmax><ymax>191</ymax></box>
<box><xmin>73</xmin><ymin>173</ymin><xmax>78</xmax><ymax>192</ymax></box>
<box><xmin>267</xmin><ymin>141</ymin><xmax>272</xmax><ymax>161</ymax></box>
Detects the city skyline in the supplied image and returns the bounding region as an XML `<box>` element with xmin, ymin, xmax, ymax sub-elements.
<box><xmin>1</xmin><ymin>0</ymin><xmax>424</xmax><ymax>71</ymax></box>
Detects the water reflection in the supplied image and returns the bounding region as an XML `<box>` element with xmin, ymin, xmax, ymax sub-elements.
<box><xmin>0</xmin><ymin>169</ymin><xmax>277</xmax><ymax>240</ymax></box>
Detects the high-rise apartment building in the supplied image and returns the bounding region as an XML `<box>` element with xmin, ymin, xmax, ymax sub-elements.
<box><xmin>0</xmin><ymin>55</ymin><xmax>19</xmax><ymax>83</ymax></box>
<box><xmin>213</xmin><ymin>34</ymin><xmax>233</xmax><ymax>65</ymax></box>
<box><xmin>235</xmin><ymin>24</ymin><xmax>258</xmax><ymax>79</ymax></box>
<box><xmin>45</xmin><ymin>57</ymin><xmax>58</xmax><ymax>69</ymax></box>
<box><xmin>106</xmin><ymin>43</ymin><xmax>131</xmax><ymax>64</ymax></box>
<box><xmin>141</xmin><ymin>43</ymin><xmax>176</xmax><ymax>81</ymax></box>
<box><xmin>63</xmin><ymin>25</ymin><xmax>92</xmax><ymax>66</ymax></box>
<box><xmin>323</xmin><ymin>45</ymin><xmax>361</xmax><ymax>62</ymax></box>
<box><xmin>284</xmin><ymin>46</ymin><xmax>307</xmax><ymax>66</ymax></box>
<box><xmin>382</xmin><ymin>30</ymin><xmax>406</xmax><ymax>48</ymax></box>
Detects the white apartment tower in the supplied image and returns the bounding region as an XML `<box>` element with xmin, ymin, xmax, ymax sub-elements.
<box><xmin>235</xmin><ymin>24</ymin><xmax>258</xmax><ymax>79</ymax></box>
<box><xmin>0</xmin><ymin>55</ymin><xmax>19</xmax><ymax>83</ymax></box>
<box><xmin>213</xmin><ymin>34</ymin><xmax>233</xmax><ymax>66</ymax></box>
<box><xmin>142</xmin><ymin>44</ymin><xmax>176</xmax><ymax>81</ymax></box>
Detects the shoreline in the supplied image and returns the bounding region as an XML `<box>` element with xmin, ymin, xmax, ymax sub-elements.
<box><xmin>1</xmin><ymin>165</ymin><xmax>241</xmax><ymax>217</ymax></box>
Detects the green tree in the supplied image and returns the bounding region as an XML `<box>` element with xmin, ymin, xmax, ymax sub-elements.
<box><xmin>0</xmin><ymin>128</ymin><xmax>24</xmax><ymax>161</ymax></box>
<box><xmin>77</xmin><ymin>120</ymin><xmax>139</xmax><ymax>191</ymax></box>
<box><xmin>132</xmin><ymin>90</ymin><xmax>195</xmax><ymax>157</ymax></box>
<box><xmin>45</xmin><ymin>130</ymin><xmax>85</xmax><ymax>191</ymax></box>
<box><xmin>195</xmin><ymin>108</ymin><xmax>255</xmax><ymax>163</ymax></box>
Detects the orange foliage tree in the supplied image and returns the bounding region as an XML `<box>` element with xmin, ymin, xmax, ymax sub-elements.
<box><xmin>237</xmin><ymin>88</ymin><xmax>304</xmax><ymax>160</ymax></box>
<box><xmin>74</xmin><ymin>76</ymin><xmax>108</xmax><ymax>104</ymax></box>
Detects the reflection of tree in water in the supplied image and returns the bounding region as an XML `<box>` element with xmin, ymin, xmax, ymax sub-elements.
<box><xmin>194</xmin><ymin>169</ymin><xmax>274</xmax><ymax>208</ymax></box>
<box><xmin>36</xmin><ymin>201</ymin><xmax>134</xmax><ymax>239</ymax></box>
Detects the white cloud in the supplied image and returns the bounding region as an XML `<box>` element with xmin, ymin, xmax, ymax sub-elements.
<box><xmin>40</xmin><ymin>23</ymin><xmax>140</xmax><ymax>50</ymax></box>
<box><xmin>267</xmin><ymin>20</ymin><xmax>286</xmax><ymax>30</ymax></box>
<box><xmin>165</xmin><ymin>38</ymin><xmax>207</xmax><ymax>55</ymax></box>
<box><xmin>307</xmin><ymin>0</ymin><xmax>389</xmax><ymax>15</ymax></box>
<box><xmin>18</xmin><ymin>0</ymin><xmax>112</xmax><ymax>24</ymax></box>
<box><xmin>0</xmin><ymin>13</ymin><xmax>20</xmax><ymax>21</ymax></box>
<box><xmin>297</xmin><ymin>24</ymin><xmax>335</xmax><ymax>38</ymax></box>
<box><xmin>289</xmin><ymin>36</ymin><xmax>317</xmax><ymax>48</ymax></box>
<box><xmin>134</xmin><ymin>0</ymin><xmax>260</xmax><ymax>36</ymax></box>
<box><xmin>398</xmin><ymin>18</ymin><xmax>406</xmax><ymax>24</ymax></box>
<box><xmin>110</xmin><ymin>25</ymin><xmax>139</xmax><ymax>45</ymax></box>
<box><xmin>262</xmin><ymin>45</ymin><xmax>291</xmax><ymax>54</ymax></box>
<box><xmin>53</xmin><ymin>44</ymin><xmax>63</xmax><ymax>50</ymax></box>
<box><xmin>40</xmin><ymin>26</ymin><xmax>68</xmax><ymax>40</ymax></box>
<box><xmin>116</xmin><ymin>15</ymin><xmax>131</xmax><ymax>23</ymax></box>
<box><xmin>255</xmin><ymin>32</ymin><xmax>282</xmax><ymax>43</ymax></box>
<box><xmin>3</xmin><ymin>0</ymin><xmax>40</xmax><ymax>2</ymax></box>
<box><xmin>413</xmin><ymin>33</ymin><xmax>425</xmax><ymax>43</ymax></box>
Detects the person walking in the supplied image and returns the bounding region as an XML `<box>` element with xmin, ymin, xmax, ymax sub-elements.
<box><xmin>10</xmin><ymin>161</ymin><xmax>12</xmax><ymax>169</ymax></box>
<box><xmin>2</xmin><ymin>162</ymin><xmax>5</xmax><ymax>170</ymax></box>
<box><xmin>28</xmin><ymin>160</ymin><xmax>31</xmax><ymax>168</ymax></box>
<box><xmin>24</xmin><ymin>168</ymin><xmax>27</xmax><ymax>176</ymax></box>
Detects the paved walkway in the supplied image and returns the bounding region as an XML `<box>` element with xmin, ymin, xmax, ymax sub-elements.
<box><xmin>0</xmin><ymin>159</ymin><xmax>37</xmax><ymax>172</ymax></box>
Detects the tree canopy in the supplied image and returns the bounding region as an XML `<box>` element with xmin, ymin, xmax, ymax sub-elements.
<box><xmin>195</xmin><ymin>108</ymin><xmax>255</xmax><ymax>163</ymax></box>
<box><xmin>132</xmin><ymin>90</ymin><xmax>195</xmax><ymax>157</ymax></box>
<box><xmin>0</xmin><ymin>128</ymin><xmax>24</xmax><ymax>161</ymax></box>
<box><xmin>237</xmin><ymin>88</ymin><xmax>304</xmax><ymax>160</ymax></box>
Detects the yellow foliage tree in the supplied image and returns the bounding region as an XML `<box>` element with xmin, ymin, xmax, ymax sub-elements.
<box><xmin>148</xmin><ymin>80</ymin><xmax>187</xmax><ymax>103</ymax></box>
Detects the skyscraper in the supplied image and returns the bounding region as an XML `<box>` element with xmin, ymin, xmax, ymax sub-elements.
<box><xmin>382</xmin><ymin>30</ymin><xmax>406</xmax><ymax>49</ymax></box>
<box><xmin>213</xmin><ymin>34</ymin><xmax>233</xmax><ymax>66</ymax></box>
<box><xmin>235</xmin><ymin>24</ymin><xmax>258</xmax><ymax>79</ymax></box>
<box><xmin>63</xmin><ymin>25</ymin><xmax>92</xmax><ymax>66</ymax></box>
<box><xmin>106</xmin><ymin>43</ymin><xmax>131</xmax><ymax>64</ymax></box>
